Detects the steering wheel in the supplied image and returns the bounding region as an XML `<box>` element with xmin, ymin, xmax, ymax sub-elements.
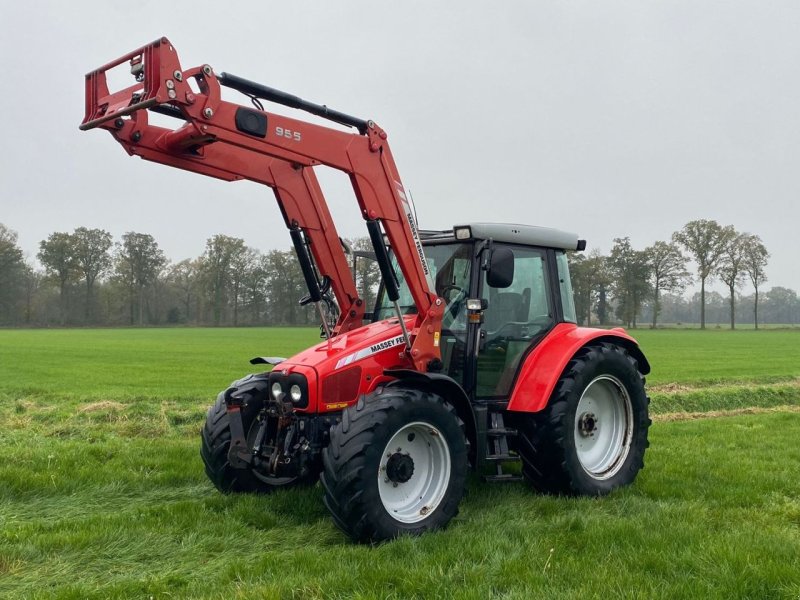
<box><xmin>439</xmin><ymin>285</ymin><xmax>467</xmax><ymax>322</ymax></box>
<box><xmin>439</xmin><ymin>285</ymin><xmax>467</xmax><ymax>319</ymax></box>
<box><xmin>440</xmin><ymin>284</ymin><xmax>466</xmax><ymax>304</ymax></box>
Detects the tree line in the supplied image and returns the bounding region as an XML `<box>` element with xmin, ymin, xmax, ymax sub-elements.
<box><xmin>0</xmin><ymin>223</ymin><xmax>378</xmax><ymax>328</ymax></box>
<box><xmin>0</xmin><ymin>219</ymin><xmax>796</xmax><ymax>329</ymax></box>
<box><xmin>568</xmin><ymin>219</ymin><xmax>788</xmax><ymax>329</ymax></box>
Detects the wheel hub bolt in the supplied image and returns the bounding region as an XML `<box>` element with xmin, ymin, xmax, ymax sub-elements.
<box><xmin>578</xmin><ymin>412</ymin><xmax>598</xmax><ymax>437</ymax></box>
<box><xmin>386</xmin><ymin>452</ymin><xmax>415</xmax><ymax>484</ymax></box>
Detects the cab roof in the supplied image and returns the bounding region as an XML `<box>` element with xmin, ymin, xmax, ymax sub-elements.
<box><xmin>419</xmin><ymin>223</ymin><xmax>585</xmax><ymax>251</ymax></box>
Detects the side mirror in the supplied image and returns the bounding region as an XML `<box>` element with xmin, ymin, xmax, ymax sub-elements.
<box><xmin>487</xmin><ymin>247</ymin><xmax>514</xmax><ymax>288</ymax></box>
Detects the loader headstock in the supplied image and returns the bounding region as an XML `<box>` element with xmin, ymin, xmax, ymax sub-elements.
<box><xmin>80</xmin><ymin>37</ymin><xmax>219</xmax><ymax>132</ymax></box>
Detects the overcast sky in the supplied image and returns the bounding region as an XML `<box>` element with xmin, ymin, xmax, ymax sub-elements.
<box><xmin>1</xmin><ymin>1</ymin><xmax>798</xmax><ymax>294</ymax></box>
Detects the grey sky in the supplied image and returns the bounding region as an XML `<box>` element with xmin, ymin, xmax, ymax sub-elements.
<box><xmin>1</xmin><ymin>1</ymin><xmax>798</xmax><ymax>294</ymax></box>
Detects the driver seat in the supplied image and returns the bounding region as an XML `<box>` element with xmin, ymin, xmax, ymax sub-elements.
<box><xmin>485</xmin><ymin>292</ymin><xmax>524</xmax><ymax>331</ymax></box>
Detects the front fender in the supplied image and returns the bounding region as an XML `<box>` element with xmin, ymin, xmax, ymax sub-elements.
<box><xmin>383</xmin><ymin>369</ymin><xmax>478</xmax><ymax>467</ymax></box>
<box><xmin>507</xmin><ymin>323</ymin><xmax>649</xmax><ymax>413</ymax></box>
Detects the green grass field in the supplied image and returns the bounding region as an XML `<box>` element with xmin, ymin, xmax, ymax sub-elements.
<box><xmin>1</xmin><ymin>328</ymin><xmax>799</xmax><ymax>599</ymax></box>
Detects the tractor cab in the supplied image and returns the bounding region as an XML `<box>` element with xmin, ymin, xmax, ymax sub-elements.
<box><xmin>372</xmin><ymin>223</ymin><xmax>584</xmax><ymax>400</ymax></box>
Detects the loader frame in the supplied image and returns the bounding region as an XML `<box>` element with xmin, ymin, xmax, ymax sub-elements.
<box><xmin>81</xmin><ymin>37</ymin><xmax>443</xmax><ymax>370</ymax></box>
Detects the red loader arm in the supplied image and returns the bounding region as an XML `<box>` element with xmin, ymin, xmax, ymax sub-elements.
<box><xmin>81</xmin><ymin>38</ymin><xmax>443</xmax><ymax>368</ymax></box>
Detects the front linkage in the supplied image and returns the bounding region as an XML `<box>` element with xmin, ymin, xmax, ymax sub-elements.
<box><xmin>202</xmin><ymin>374</ymin><xmax>336</xmax><ymax>492</ymax></box>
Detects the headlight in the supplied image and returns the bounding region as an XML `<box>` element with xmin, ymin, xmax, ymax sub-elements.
<box><xmin>268</xmin><ymin>372</ymin><xmax>309</xmax><ymax>409</ymax></box>
<box><xmin>290</xmin><ymin>384</ymin><xmax>303</xmax><ymax>403</ymax></box>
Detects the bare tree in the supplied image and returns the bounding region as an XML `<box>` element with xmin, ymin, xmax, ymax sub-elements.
<box><xmin>673</xmin><ymin>220</ymin><xmax>736</xmax><ymax>329</ymax></box>
<box><xmin>37</xmin><ymin>231</ymin><xmax>77</xmax><ymax>325</ymax></box>
<box><xmin>72</xmin><ymin>227</ymin><xmax>113</xmax><ymax>323</ymax></box>
<box><xmin>740</xmin><ymin>234</ymin><xmax>769</xmax><ymax>329</ymax></box>
<box><xmin>716</xmin><ymin>233</ymin><xmax>746</xmax><ymax>329</ymax></box>
<box><xmin>645</xmin><ymin>241</ymin><xmax>691</xmax><ymax>328</ymax></box>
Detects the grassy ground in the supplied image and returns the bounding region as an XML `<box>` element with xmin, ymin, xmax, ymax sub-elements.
<box><xmin>1</xmin><ymin>328</ymin><xmax>799</xmax><ymax>599</ymax></box>
<box><xmin>0</xmin><ymin>327</ymin><xmax>321</xmax><ymax>401</ymax></box>
<box><xmin>631</xmin><ymin>329</ymin><xmax>800</xmax><ymax>416</ymax></box>
<box><xmin>632</xmin><ymin>328</ymin><xmax>800</xmax><ymax>385</ymax></box>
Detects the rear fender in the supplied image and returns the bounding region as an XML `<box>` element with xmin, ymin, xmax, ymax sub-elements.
<box><xmin>507</xmin><ymin>323</ymin><xmax>649</xmax><ymax>413</ymax></box>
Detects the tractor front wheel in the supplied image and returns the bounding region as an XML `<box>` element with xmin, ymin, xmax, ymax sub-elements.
<box><xmin>517</xmin><ymin>343</ymin><xmax>651</xmax><ymax>496</ymax></box>
<box><xmin>321</xmin><ymin>387</ymin><xmax>468</xmax><ymax>543</ymax></box>
<box><xmin>201</xmin><ymin>375</ymin><xmax>302</xmax><ymax>494</ymax></box>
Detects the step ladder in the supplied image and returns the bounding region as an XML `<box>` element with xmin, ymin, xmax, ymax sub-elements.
<box><xmin>484</xmin><ymin>411</ymin><xmax>523</xmax><ymax>483</ymax></box>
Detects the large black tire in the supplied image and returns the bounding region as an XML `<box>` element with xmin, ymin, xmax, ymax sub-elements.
<box><xmin>321</xmin><ymin>387</ymin><xmax>469</xmax><ymax>543</ymax></box>
<box><xmin>200</xmin><ymin>374</ymin><xmax>302</xmax><ymax>494</ymax></box>
<box><xmin>516</xmin><ymin>343</ymin><xmax>651</xmax><ymax>496</ymax></box>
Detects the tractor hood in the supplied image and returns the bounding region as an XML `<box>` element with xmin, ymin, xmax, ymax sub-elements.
<box><xmin>280</xmin><ymin>316</ymin><xmax>415</xmax><ymax>373</ymax></box>
<box><xmin>274</xmin><ymin>316</ymin><xmax>417</xmax><ymax>412</ymax></box>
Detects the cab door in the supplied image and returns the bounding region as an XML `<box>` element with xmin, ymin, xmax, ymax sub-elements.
<box><xmin>475</xmin><ymin>246</ymin><xmax>555</xmax><ymax>398</ymax></box>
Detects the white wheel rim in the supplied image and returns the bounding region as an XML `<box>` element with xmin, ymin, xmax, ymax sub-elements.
<box><xmin>378</xmin><ymin>421</ymin><xmax>451</xmax><ymax>524</ymax></box>
<box><xmin>574</xmin><ymin>375</ymin><xmax>633</xmax><ymax>479</ymax></box>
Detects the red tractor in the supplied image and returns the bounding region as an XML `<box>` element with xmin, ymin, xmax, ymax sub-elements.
<box><xmin>81</xmin><ymin>38</ymin><xmax>651</xmax><ymax>543</ymax></box>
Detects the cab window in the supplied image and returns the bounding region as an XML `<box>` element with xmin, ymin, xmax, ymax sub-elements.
<box><xmin>477</xmin><ymin>247</ymin><xmax>553</xmax><ymax>397</ymax></box>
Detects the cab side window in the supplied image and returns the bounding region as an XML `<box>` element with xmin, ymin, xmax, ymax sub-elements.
<box><xmin>477</xmin><ymin>247</ymin><xmax>552</xmax><ymax>397</ymax></box>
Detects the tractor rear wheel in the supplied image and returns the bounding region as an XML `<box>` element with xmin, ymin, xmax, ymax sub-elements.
<box><xmin>321</xmin><ymin>387</ymin><xmax>468</xmax><ymax>543</ymax></box>
<box><xmin>201</xmin><ymin>374</ymin><xmax>301</xmax><ymax>494</ymax></box>
<box><xmin>517</xmin><ymin>343</ymin><xmax>650</xmax><ymax>496</ymax></box>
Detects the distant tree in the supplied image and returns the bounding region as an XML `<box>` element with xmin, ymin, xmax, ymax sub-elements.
<box><xmin>644</xmin><ymin>241</ymin><xmax>691</xmax><ymax>328</ymax></box>
<box><xmin>673</xmin><ymin>220</ymin><xmax>736</xmax><ymax>329</ymax></box>
<box><xmin>589</xmin><ymin>251</ymin><xmax>613</xmax><ymax>325</ymax></box>
<box><xmin>22</xmin><ymin>263</ymin><xmax>42</xmax><ymax>325</ymax></box>
<box><xmin>117</xmin><ymin>232</ymin><xmax>167</xmax><ymax>325</ymax></box>
<box><xmin>38</xmin><ymin>231</ymin><xmax>77</xmax><ymax>325</ymax></box>
<box><xmin>243</xmin><ymin>255</ymin><xmax>270</xmax><ymax>324</ymax></box>
<box><xmin>762</xmin><ymin>287</ymin><xmax>800</xmax><ymax>325</ymax></box>
<box><xmin>72</xmin><ymin>227</ymin><xmax>113</xmax><ymax>323</ymax></box>
<box><xmin>716</xmin><ymin>233</ymin><xmax>746</xmax><ymax>329</ymax></box>
<box><xmin>567</xmin><ymin>252</ymin><xmax>590</xmax><ymax>325</ymax></box>
<box><xmin>608</xmin><ymin>237</ymin><xmax>651</xmax><ymax>328</ymax></box>
<box><xmin>740</xmin><ymin>234</ymin><xmax>769</xmax><ymax>329</ymax></box>
<box><xmin>734</xmin><ymin>292</ymin><xmax>755</xmax><ymax>325</ymax></box>
<box><xmin>348</xmin><ymin>237</ymin><xmax>380</xmax><ymax>311</ymax></box>
<box><xmin>694</xmin><ymin>290</ymin><xmax>727</xmax><ymax>324</ymax></box>
<box><xmin>567</xmin><ymin>249</ymin><xmax>609</xmax><ymax>326</ymax></box>
<box><xmin>230</xmin><ymin>246</ymin><xmax>258</xmax><ymax>326</ymax></box>
<box><xmin>263</xmin><ymin>249</ymin><xmax>313</xmax><ymax>325</ymax></box>
<box><xmin>655</xmin><ymin>292</ymin><xmax>694</xmax><ymax>325</ymax></box>
<box><xmin>0</xmin><ymin>224</ymin><xmax>26</xmax><ymax>324</ymax></box>
<box><xmin>167</xmin><ymin>259</ymin><xmax>200</xmax><ymax>324</ymax></box>
<box><xmin>202</xmin><ymin>234</ymin><xmax>246</xmax><ymax>326</ymax></box>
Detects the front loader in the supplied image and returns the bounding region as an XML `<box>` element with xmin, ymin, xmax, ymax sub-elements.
<box><xmin>81</xmin><ymin>38</ymin><xmax>651</xmax><ymax>543</ymax></box>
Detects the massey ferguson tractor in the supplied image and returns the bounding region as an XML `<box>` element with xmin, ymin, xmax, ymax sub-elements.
<box><xmin>81</xmin><ymin>38</ymin><xmax>651</xmax><ymax>543</ymax></box>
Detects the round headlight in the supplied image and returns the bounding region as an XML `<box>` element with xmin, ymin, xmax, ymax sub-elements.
<box><xmin>290</xmin><ymin>384</ymin><xmax>302</xmax><ymax>403</ymax></box>
<box><xmin>271</xmin><ymin>382</ymin><xmax>283</xmax><ymax>399</ymax></box>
